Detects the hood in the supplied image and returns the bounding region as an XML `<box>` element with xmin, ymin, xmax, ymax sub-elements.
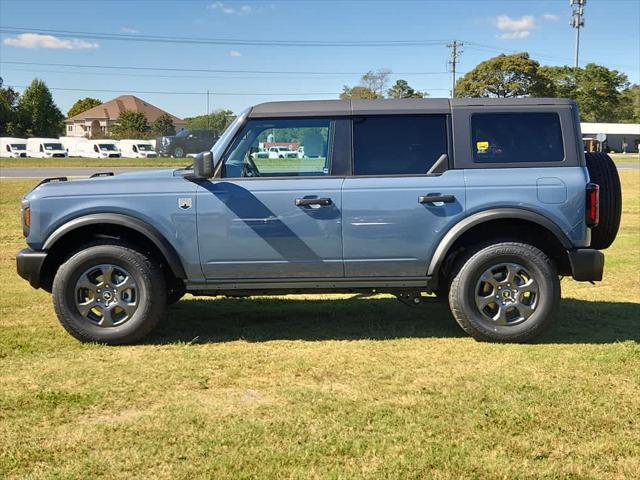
<box><xmin>24</xmin><ymin>168</ymin><xmax>189</xmax><ymax>202</ymax></box>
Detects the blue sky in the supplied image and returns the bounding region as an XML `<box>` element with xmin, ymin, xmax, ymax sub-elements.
<box><xmin>0</xmin><ymin>0</ymin><xmax>638</xmax><ymax>119</ymax></box>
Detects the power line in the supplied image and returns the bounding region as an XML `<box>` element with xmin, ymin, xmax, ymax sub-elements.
<box><xmin>6</xmin><ymin>84</ymin><xmax>452</xmax><ymax>96</ymax></box>
<box><xmin>0</xmin><ymin>26</ymin><xmax>450</xmax><ymax>47</ymax></box>
<box><xmin>6</xmin><ymin>85</ymin><xmax>341</xmax><ymax>96</ymax></box>
<box><xmin>0</xmin><ymin>60</ymin><xmax>449</xmax><ymax>77</ymax></box>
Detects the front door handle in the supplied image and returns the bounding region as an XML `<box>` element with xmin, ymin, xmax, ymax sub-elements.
<box><xmin>295</xmin><ymin>197</ymin><xmax>333</xmax><ymax>207</ymax></box>
<box><xmin>419</xmin><ymin>194</ymin><xmax>455</xmax><ymax>204</ymax></box>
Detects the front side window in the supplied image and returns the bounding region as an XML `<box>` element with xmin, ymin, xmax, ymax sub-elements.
<box><xmin>353</xmin><ymin>115</ymin><xmax>448</xmax><ymax>176</ymax></box>
<box><xmin>223</xmin><ymin>118</ymin><xmax>331</xmax><ymax>178</ymax></box>
<box><xmin>99</xmin><ymin>144</ymin><xmax>117</xmax><ymax>151</ymax></box>
<box><xmin>472</xmin><ymin>112</ymin><xmax>564</xmax><ymax>163</ymax></box>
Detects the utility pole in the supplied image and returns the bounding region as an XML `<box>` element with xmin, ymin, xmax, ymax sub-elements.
<box><xmin>447</xmin><ymin>40</ymin><xmax>463</xmax><ymax>98</ymax></box>
<box><xmin>570</xmin><ymin>0</ymin><xmax>586</xmax><ymax>69</ymax></box>
<box><xmin>206</xmin><ymin>89</ymin><xmax>210</xmax><ymax>129</ymax></box>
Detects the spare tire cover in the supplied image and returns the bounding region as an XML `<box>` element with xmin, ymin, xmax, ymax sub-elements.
<box><xmin>585</xmin><ymin>152</ymin><xmax>622</xmax><ymax>250</ymax></box>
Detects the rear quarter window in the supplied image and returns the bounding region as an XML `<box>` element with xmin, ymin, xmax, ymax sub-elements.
<box><xmin>471</xmin><ymin>112</ymin><xmax>564</xmax><ymax>163</ymax></box>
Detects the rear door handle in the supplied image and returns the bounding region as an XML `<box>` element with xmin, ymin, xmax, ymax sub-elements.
<box><xmin>295</xmin><ymin>197</ymin><xmax>333</xmax><ymax>207</ymax></box>
<box><xmin>419</xmin><ymin>194</ymin><xmax>455</xmax><ymax>204</ymax></box>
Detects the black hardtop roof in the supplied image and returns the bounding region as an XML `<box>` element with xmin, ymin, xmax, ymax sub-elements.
<box><xmin>248</xmin><ymin>98</ymin><xmax>575</xmax><ymax>118</ymax></box>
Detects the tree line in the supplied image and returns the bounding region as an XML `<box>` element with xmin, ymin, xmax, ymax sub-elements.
<box><xmin>341</xmin><ymin>54</ymin><xmax>638</xmax><ymax>124</ymax></box>
<box><xmin>2</xmin><ymin>53</ymin><xmax>638</xmax><ymax>139</ymax></box>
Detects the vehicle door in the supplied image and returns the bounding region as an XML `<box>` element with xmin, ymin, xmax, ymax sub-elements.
<box><xmin>196</xmin><ymin>117</ymin><xmax>346</xmax><ymax>279</ymax></box>
<box><xmin>341</xmin><ymin>114</ymin><xmax>466</xmax><ymax>277</ymax></box>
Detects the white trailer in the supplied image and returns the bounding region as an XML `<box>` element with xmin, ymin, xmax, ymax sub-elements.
<box><xmin>0</xmin><ymin>137</ymin><xmax>28</xmax><ymax>158</ymax></box>
<box><xmin>118</xmin><ymin>139</ymin><xmax>158</xmax><ymax>158</ymax></box>
<box><xmin>59</xmin><ymin>137</ymin><xmax>89</xmax><ymax>157</ymax></box>
<box><xmin>77</xmin><ymin>140</ymin><xmax>121</xmax><ymax>158</ymax></box>
<box><xmin>26</xmin><ymin>138</ymin><xmax>68</xmax><ymax>158</ymax></box>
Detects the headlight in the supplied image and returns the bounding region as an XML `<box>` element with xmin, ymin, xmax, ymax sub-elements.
<box><xmin>21</xmin><ymin>204</ymin><xmax>30</xmax><ymax>237</ymax></box>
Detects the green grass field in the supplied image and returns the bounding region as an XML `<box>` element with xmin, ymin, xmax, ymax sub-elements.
<box><xmin>609</xmin><ymin>152</ymin><xmax>640</xmax><ymax>164</ymax></box>
<box><xmin>0</xmin><ymin>157</ymin><xmax>185</xmax><ymax>168</ymax></box>
<box><xmin>0</xmin><ymin>173</ymin><xmax>638</xmax><ymax>479</ymax></box>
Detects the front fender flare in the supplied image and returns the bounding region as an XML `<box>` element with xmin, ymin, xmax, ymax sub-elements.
<box><xmin>42</xmin><ymin>213</ymin><xmax>187</xmax><ymax>279</ymax></box>
<box><xmin>427</xmin><ymin>207</ymin><xmax>572</xmax><ymax>282</ymax></box>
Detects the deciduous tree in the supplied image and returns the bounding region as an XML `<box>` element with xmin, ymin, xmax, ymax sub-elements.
<box><xmin>0</xmin><ymin>77</ymin><xmax>20</xmax><ymax>135</ymax></box>
<box><xmin>152</xmin><ymin>113</ymin><xmax>176</xmax><ymax>136</ymax></box>
<box><xmin>455</xmin><ymin>53</ymin><xmax>552</xmax><ymax>98</ymax></box>
<box><xmin>67</xmin><ymin>97</ymin><xmax>102</xmax><ymax>118</ymax></box>
<box><xmin>110</xmin><ymin>110</ymin><xmax>150</xmax><ymax>139</ymax></box>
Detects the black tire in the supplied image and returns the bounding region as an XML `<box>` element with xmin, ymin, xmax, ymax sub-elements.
<box><xmin>173</xmin><ymin>147</ymin><xmax>185</xmax><ymax>158</ymax></box>
<box><xmin>448</xmin><ymin>242</ymin><xmax>560</xmax><ymax>343</ymax></box>
<box><xmin>585</xmin><ymin>152</ymin><xmax>622</xmax><ymax>249</ymax></box>
<box><xmin>52</xmin><ymin>243</ymin><xmax>166</xmax><ymax>344</ymax></box>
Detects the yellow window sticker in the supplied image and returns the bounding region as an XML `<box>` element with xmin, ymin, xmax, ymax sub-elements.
<box><xmin>476</xmin><ymin>141</ymin><xmax>489</xmax><ymax>152</ymax></box>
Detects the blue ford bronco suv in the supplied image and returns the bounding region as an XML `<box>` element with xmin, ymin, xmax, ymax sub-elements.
<box><xmin>16</xmin><ymin>98</ymin><xmax>621</xmax><ymax>344</ymax></box>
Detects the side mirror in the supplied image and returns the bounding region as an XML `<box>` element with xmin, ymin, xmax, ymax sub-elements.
<box><xmin>193</xmin><ymin>151</ymin><xmax>215</xmax><ymax>178</ymax></box>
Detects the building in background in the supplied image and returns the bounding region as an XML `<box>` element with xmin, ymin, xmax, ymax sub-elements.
<box><xmin>581</xmin><ymin>122</ymin><xmax>640</xmax><ymax>153</ymax></box>
<box><xmin>64</xmin><ymin>95</ymin><xmax>187</xmax><ymax>137</ymax></box>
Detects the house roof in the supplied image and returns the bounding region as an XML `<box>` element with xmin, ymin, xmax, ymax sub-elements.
<box><xmin>581</xmin><ymin>122</ymin><xmax>640</xmax><ymax>135</ymax></box>
<box><xmin>66</xmin><ymin>95</ymin><xmax>186</xmax><ymax>125</ymax></box>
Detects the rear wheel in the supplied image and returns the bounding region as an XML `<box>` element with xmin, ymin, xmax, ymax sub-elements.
<box><xmin>585</xmin><ymin>152</ymin><xmax>622</xmax><ymax>249</ymax></box>
<box><xmin>173</xmin><ymin>147</ymin><xmax>185</xmax><ymax>158</ymax></box>
<box><xmin>52</xmin><ymin>243</ymin><xmax>166</xmax><ymax>344</ymax></box>
<box><xmin>448</xmin><ymin>242</ymin><xmax>560</xmax><ymax>343</ymax></box>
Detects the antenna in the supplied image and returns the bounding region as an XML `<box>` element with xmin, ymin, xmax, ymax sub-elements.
<box><xmin>447</xmin><ymin>40</ymin><xmax>463</xmax><ymax>98</ymax></box>
<box><xmin>570</xmin><ymin>0</ymin><xmax>586</xmax><ymax>68</ymax></box>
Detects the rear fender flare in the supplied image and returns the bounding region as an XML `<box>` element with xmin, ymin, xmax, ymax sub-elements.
<box><xmin>427</xmin><ymin>208</ymin><xmax>572</xmax><ymax>280</ymax></box>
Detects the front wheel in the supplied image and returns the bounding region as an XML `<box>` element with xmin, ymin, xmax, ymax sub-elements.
<box><xmin>173</xmin><ymin>147</ymin><xmax>185</xmax><ymax>158</ymax></box>
<box><xmin>52</xmin><ymin>243</ymin><xmax>166</xmax><ymax>344</ymax></box>
<box><xmin>448</xmin><ymin>242</ymin><xmax>560</xmax><ymax>343</ymax></box>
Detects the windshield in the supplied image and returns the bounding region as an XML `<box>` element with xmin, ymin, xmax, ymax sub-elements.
<box><xmin>11</xmin><ymin>144</ymin><xmax>26</xmax><ymax>150</ymax></box>
<box><xmin>99</xmin><ymin>144</ymin><xmax>118</xmax><ymax>151</ymax></box>
<box><xmin>137</xmin><ymin>144</ymin><xmax>153</xmax><ymax>151</ymax></box>
<box><xmin>176</xmin><ymin>130</ymin><xmax>190</xmax><ymax>138</ymax></box>
<box><xmin>44</xmin><ymin>143</ymin><xmax>64</xmax><ymax>150</ymax></box>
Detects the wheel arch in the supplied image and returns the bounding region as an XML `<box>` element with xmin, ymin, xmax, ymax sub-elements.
<box><xmin>427</xmin><ymin>208</ymin><xmax>572</xmax><ymax>289</ymax></box>
<box><xmin>40</xmin><ymin>213</ymin><xmax>186</xmax><ymax>291</ymax></box>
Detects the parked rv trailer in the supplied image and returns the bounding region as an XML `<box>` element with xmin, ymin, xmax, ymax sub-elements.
<box><xmin>77</xmin><ymin>140</ymin><xmax>121</xmax><ymax>158</ymax></box>
<box><xmin>59</xmin><ymin>137</ymin><xmax>89</xmax><ymax>157</ymax></box>
<box><xmin>0</xmin><ymin>137</ymin><xmax>28</xmax><ymax>158</ymax></box>
<box><xmin>26</xmin><ymin>138</ymin><xmax>68</xmax><ymax>158</ymax></box>
<box><xmin>118</xmin><ymin>139</ymin><xmax>158</xmax><ymax>158</ymax></box>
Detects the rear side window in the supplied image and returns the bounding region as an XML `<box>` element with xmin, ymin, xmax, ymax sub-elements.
<box><xmin>353</xmin><ymin>115</ymin><xmax>448</xmax><ymax>175</ymax></box>
<box><xmin>471</xmin><ymin>112</ymin><xmax>564</xmax><ymax>163</ymax></box>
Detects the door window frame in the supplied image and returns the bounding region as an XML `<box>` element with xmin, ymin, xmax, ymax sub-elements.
<box><xmin>218</xmin><ymin>116</ymin><xmax>351</xmax><ymax>180</ymax></box>
<box><xmin>349</xmin><ymin>114</ymin><xmax>453</xmax><ymax>178</ymax></box>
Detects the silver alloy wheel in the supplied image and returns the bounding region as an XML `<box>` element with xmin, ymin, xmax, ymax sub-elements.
<box><xmin>474</xmin><ymin>262</ymin><xmax>539</xmax><ymax>326</ymax></box>
<box><xmin>174</xmin><ymin>147</ymin><xmax>185</xmax><ymax>158</ymax></box>
<box><xmin>74</xmin><ymin>264</ymin><xmax>138</xmax><ymax>327</ymax></box>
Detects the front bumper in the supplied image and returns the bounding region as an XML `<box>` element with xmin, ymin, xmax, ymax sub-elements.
<box><xmin>568</xmin><ymin>249</ymin><xmax>604</xmax><ymax>281</ymax></box>
<box><xmin>16</xmin><ymin>248</ymin><xmax>47</xmax><ymax>289</ymax></box>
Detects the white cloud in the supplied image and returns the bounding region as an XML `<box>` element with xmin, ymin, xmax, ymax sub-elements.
<box><xmin>496</xmin><ymin>15</ymin><xmax>535</xmax><ymax>31</ymax></box>
<box><xmin>494</xmin><ymin>15</ymin><xmax>534</xmax><ymax>40</ymax></box>
<box><xmin>208</xmin><ymin>1</ymin><xmax>252</xmax><ymax>15</ymax></box>
<box><xmin>2</xmin><ymin>33</ymin><xmax>98</xmax><ymax>49</ymax></box>
<box><xmin>543</xmin><ymin>13</ymin><xmax>559</xmax><ymax>21</ymax></box>
<box><xmin>497</xmin><ymin>31</ymin><xmax>531</xmax><ymax>40</ymax></box>
<box><xmin>121</xmin><ymin>27</ymin><xmax>139</xmax><ymax>34</ymax></box>
<box><xmin>229</xmin><ymin>50</ymin><xmax>242</xmax><ymax>57</ymax></box>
